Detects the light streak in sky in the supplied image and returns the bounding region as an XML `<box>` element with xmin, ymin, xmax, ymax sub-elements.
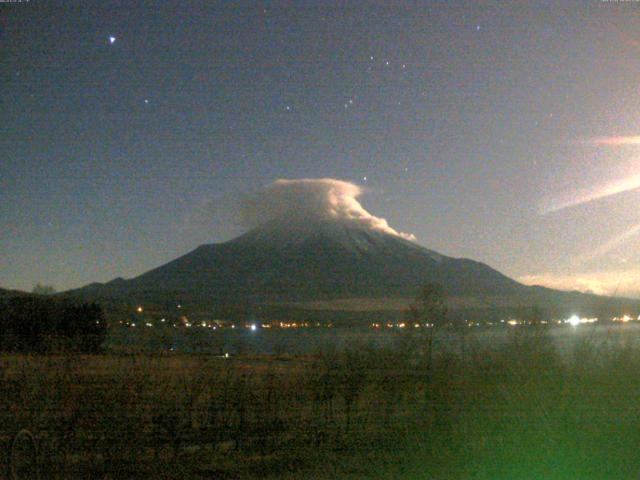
<box><xmin>589</xmin><ymin>136</ymin><xmax>640</xmax><ymax>146</ymax></box>
<box><xmin>578</xmin><ymin>222</ymin><xmax>640</xmax><ymax>263</ymax></box>
<box><xmin>540</xmin><ymin>173</ymin><xmax>640</xmax><ymax>214</ymax></box>
<box><xmin>542</xmin><ymin>135</ymin><xmax>640</xmax><ymax>213</ymax></box>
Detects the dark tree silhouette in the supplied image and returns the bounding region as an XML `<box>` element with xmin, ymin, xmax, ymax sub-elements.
<box><xmin>0</xmin><ymin>296</ymin><xmax>106</xmax><ymax>353</ymax></box>
<box><xmin>32</xmin><ymin>283</ymin><xmax>56</xmax><ymax>295</ymax></box>
<box><xmin>405</xmin><ymin>283</ymin><xmax>448</xmax><ymax>381</ymax></box>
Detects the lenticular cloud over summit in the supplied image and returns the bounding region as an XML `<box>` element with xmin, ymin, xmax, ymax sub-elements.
<box><xmin>243</xmin><ymin>178</ymin><xmax>416</xmax><ymax>241</ymax></box>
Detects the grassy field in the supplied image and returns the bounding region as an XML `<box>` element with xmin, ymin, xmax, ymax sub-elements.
<box><xmin>2</xmin><ymin>327</ymin><xmax>640</xmax><ymax>479</ymax></box>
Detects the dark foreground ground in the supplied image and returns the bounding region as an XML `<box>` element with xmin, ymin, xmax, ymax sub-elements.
<box><xmin>3</xmin><ymin>326</ymin><xmax>640</xmax><ymax>479</ymax></box>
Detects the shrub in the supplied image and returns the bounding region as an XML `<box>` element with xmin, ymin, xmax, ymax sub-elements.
<box><xmin>0</xmin><ymin>296</ymin><xmax>106</xmax><ymax>353</ymax></box>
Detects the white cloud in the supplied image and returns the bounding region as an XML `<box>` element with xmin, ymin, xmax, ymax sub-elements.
<box><xmin>242</xmin><ymin>178</ymin><xmax>416</xmax><ymax>241</ymax></box>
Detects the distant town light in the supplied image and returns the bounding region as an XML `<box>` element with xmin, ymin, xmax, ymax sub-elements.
<box><xmin>250</xmin><ymin>324</ymin><xmax>257</xmax><ymax>331</ymax></box>
<box><xmin>136</xmin><ymin>306</ymin><xmax>143</xmax><ymax>313</ymax></box>
<box><xmin>567</xmin><ymin>315</ymin><xmax>580</xmax><ymax>327</ymax></box>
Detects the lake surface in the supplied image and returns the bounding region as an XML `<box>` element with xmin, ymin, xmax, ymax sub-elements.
<box><xmin>107</xmin><ymin>322</ymin><xmax>640</xmax><ymax>356</ymax></box>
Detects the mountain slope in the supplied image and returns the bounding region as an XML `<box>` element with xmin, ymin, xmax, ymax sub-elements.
<box><xmin>66</xmin><ymin>219</ymin><xmax>640</xmax><ymax>320</ymax></box>
<box><xmin>0</xmin><ymin>287</ymin><xmax>30</xmax><ymax>298</ymax></box>
<box><xmin>70</xmin><ymin>219</ymin><xmax>525</xmax><ymax>303</ymax></box>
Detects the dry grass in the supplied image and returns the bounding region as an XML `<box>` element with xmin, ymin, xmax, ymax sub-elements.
<box><xmin>2</xmin><ymin>329</ymin><xmax>640</xmax><ymax>479</ymax></box>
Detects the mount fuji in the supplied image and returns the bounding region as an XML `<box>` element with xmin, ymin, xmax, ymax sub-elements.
<box><xmin>67</xmin><ymin>217</ymin><xmax>637</xmax><ymax>320</ymax></box>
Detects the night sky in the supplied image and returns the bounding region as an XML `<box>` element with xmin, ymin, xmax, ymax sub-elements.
<box><xmin>3</xmin><ymin>1</ymin><xmax>640</xmax><ymax>297</ymax></box>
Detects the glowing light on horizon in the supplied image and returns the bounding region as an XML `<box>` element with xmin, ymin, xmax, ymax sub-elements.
<box><xmin>567</xmin><ymin>315</ymin><xmax>580</xmax><ymax>326</ymax></box>
<box><xmin>518</xmin><ymin>270</ymin><xmax>640</xmax><ymax>298</ymax></box>
<box><xmin>565</xmin><ymin>315</ymin><xmax>597</xmax><ymax>326</ymax></box>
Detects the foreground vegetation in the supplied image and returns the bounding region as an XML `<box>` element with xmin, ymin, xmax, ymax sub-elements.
<box><xmin>2</xmin><ymin>325</ymin><xmax>640</xmax><ymax>479</ymax></box>
<box><xmin>0</xmin><ymin>296</ymin><xmax>106</xmax><ymax>354</ymax></box>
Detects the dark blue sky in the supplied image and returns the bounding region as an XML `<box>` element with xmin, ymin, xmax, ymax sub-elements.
<box><xmin>3</xmin><ymin>1</ymin><xmax>640</xmax><ymax>296</ymax></box>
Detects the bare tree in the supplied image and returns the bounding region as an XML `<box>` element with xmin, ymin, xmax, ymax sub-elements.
<box><xmin>32</xmin><ymin>284</ymin><xmax>56</xmax><ymax>295</ymax></box>
<box><xmin>405</xmin><ymin>283</ymin><xmax>448</xmax><ymax>381</ymax></box>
